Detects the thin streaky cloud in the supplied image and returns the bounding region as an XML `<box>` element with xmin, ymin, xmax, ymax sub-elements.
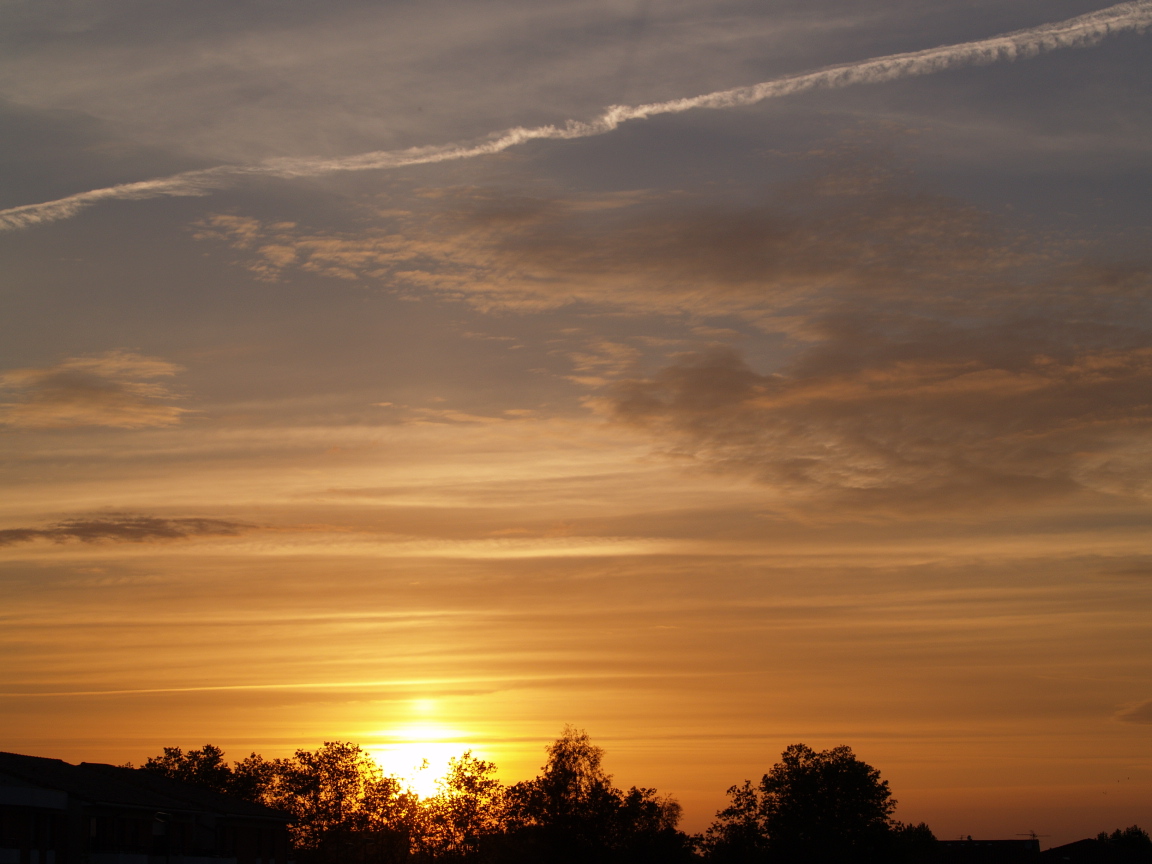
<box><xmin>0</xmin><ymin>671</ymin><xmax>707</xmax><ymax>698</ymax></box>
<box><xmin>1116</xmin><ymin>699</ymin><xmax>1152</xmax><ymax>723</ymax></box>
<box><xmin>0</xmin><ymin>515</ymin><xmax>250</xmax><ymax>547</ymax></box>
<box><xmin>2</xmin><ymin>1</ymin><xmax>1149</xmax><ymax>232</ymax></box>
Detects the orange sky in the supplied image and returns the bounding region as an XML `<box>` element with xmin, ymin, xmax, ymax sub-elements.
<box><xmin>3</xmin><ymin>411</ymin><xmax>1150</xmax><ymax>839</ymax></box>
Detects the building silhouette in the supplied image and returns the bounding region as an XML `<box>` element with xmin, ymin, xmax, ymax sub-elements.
<box><xmin>937</xmin><ymin>838</ymin><xmax>1042</xmax><ymax>864</ymax></box>
<box><xmin>0</xmin><ymin>751</ymin><xmax>290</xmax><ymax>864</ymax></box>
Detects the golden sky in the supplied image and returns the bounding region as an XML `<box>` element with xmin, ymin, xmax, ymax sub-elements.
<box><xmin>2</xmin><ymin>0</ymin><xmax>1151</xmax><ymax>845</ymax></box>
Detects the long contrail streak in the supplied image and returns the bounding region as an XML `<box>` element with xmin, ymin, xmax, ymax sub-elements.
<box><xmin>2</xmin><ymin>1</ymin><xmax>1150</xmax><ymax>232</ymax></box>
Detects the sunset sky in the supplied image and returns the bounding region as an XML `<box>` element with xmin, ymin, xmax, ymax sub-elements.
<box><xmin>2</xmin><ymin>0</ymin><xmax>1152</xmax><ymax>844</ymax></box>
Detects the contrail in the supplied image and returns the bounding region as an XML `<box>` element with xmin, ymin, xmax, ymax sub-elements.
<box><xmin>3</xmin><ymin>0</ymin><xmax>1150</xmax><ymax>232</ymax></box>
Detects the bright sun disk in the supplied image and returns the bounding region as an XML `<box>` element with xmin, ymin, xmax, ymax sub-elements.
<box><xmin>368</xmin><ymin>723</ymin><xmax>474</xmax><ymax>799</ymax></box>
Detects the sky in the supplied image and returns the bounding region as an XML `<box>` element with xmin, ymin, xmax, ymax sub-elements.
<box><xmin>2</xmin><ymin>0</ymin><xmax>1151</xmax><ymax>844</ymax></box>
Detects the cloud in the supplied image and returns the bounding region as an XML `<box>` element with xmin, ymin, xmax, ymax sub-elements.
<box><xmin>0</xmin><ymin>350</ymin><xmax>189</xmax><ymax>429</ymax></box>
<box><xmin>595</xmin><ymin>342</ymin><xmax>1152</xmax><ymax>507</ymax></box>
<box><xmin>193</xmin><ymin>160</ymin><xmax>1028</xmax><ymax>316</ymax></box>
<box><xmin>190</xmin><ymin>154</ymin><xmax>1152</xmax><ymax>516</ymax></box>
<box><xmin>1116</xmin><ymin>699</ymin><xmax>1152</xmax><ymax>724</ymax></box>
<box><xmin>0</xmin><ymin>514</ymin><xmax>250</xmax><ymax>547</ymax></box>
<box><xmin>2</xmin><ymin>0</ymin><xmax>1149</xmax><ymax>231</ymax></box>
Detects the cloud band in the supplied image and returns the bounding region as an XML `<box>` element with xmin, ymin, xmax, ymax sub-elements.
<box><xmin>0</xmin><ymin>514</ymin><xmax>249</xmax><ymax>547</ymax></box>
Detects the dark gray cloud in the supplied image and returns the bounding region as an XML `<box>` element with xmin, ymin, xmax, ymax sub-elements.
<box><xmin>0</xmin><ymin>515</ymin><xmax>250</xmax><ymax>547</ymax></box>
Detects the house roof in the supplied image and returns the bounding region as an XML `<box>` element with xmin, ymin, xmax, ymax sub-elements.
<box><xmin>1039</xmin><ymin>839</ymin><xmax>1110</xmax><ymax>864</ymax></box>
<box><xmin>0</xmin><ymin>751</ymin><xmax>288</xmax><ymax>822</ymax></box>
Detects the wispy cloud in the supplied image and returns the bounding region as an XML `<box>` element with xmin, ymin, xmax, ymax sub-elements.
<box><xmin>190</xmin><ymin>155</ymin><xmax>1152</xmax><ymax>516</ymax></box>
<box><xmin>2</xmin><ymin>0</ymin><xmax>1149</xmax><ymax>231</ymax></box>
<box><xmin>596</xmin><ymin>342</ymin><xmax>1152</xmax><ymax>509</ymax></box>
<box><xmin>192</xmin><ymin>166</ymin><xmax>1026</xmax><ymax>315</ymax></box>
<box><xmin>1116</xmin><ymin>698</ymin><xmax>1152</xmax><ymax>724</ymax></box>
<box><xmin>0</xmin><ymin>514</ymin><xmax>249</xmax><ymax>547</ymax></box>
<box><xmin>0</xmin><ymin>350</ymin><xmax>189</xmax><ymax>429</ymax></box>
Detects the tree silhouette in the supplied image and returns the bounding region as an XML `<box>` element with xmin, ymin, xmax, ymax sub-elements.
<box><xmin>231</xmin><ymin>750</ymin><xmax>279</xmax><ymax>803</ymax></box>
<box><xmin>417</xmin><ymin>751</ymin><xmax>506</xmax><ymax>861</ymax></box>
<box><xmin>891</xmin><ymin>821</ymin><xmax>940</xmax><ymax>864</ymax></box>
<box><xmin>502</xmin><ymin>726</ymin><xmax>691</xmax><ymax>864</ymax></box>
<box><xmin>701</xmin><ymin>743</ymin><xmax>900</xmax><ymax>864</ymax></box>
<box><xmin>140</xmin><ymin>741</ymin><xmax>418</xmax><ymax>863</ymax></box>
<box><xmin>141</xmin><ymin>743</ymin><xmax>273</xmax><ymax>801</ymax></box>
<box><xmin>1097</xmin><ymin>826</ymin><xmax>1152</xmax><ymax>864</ymax></box>
<box><xmin>138</xmin><ymin>734</ymin><xmax>921</xmax><ymax>864</ymax></box>
<box><xmin>503</xmin><ymin>726</ymin><xmax>625</xmax><ymax>862</ymax></box>
<box><xmin>264</xmin><ymin>741</ymin><xmax>418</xmax><ymax>864</ymax></box>
<box><xmin>699</xmin><ymin>778</ymin><xmax>771</xmax><ymax>863</ymax></box>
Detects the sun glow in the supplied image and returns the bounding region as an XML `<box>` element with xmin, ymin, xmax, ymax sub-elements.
<box><xmin>369</xmin><ymin>707</ymin><xmax>475</xmax><ymax>798</ymax></box>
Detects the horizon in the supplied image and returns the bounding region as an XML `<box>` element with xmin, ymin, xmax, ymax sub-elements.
<box><xmin>5</xmin><ymin>734</ymin><xmax>1142</xmax><ymax>849</ymax></box>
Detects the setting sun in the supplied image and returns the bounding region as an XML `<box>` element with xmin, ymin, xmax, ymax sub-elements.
<box><xmin>369</xmin><ymin>720</ymin><xmax>476</xmax><ymax>799</ymax></box>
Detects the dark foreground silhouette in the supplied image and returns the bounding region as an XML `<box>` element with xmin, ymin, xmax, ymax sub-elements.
<box><xmin>133</xmin><ymin>730</ymin><xmax>1151</xmax><ymax>864</ymax></box>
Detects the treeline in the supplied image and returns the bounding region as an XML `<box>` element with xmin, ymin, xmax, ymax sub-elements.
<box><xmin>142</xmin><ymin>728</ymin><xmax>685</xmax><ymax>864</ymax></box>
<box><xmin>137</xmin><ymin>729</ymin><xmax>1152</xmax><ymax>864</ymax></box>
